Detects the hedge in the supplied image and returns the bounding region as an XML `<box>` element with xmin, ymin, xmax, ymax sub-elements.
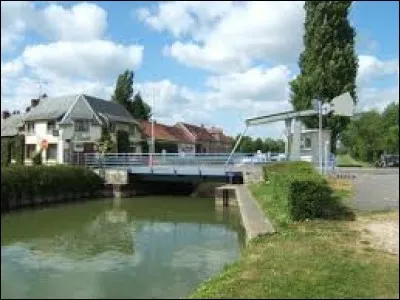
<box><xmin>117</xmin><ymin>130</ymin><xmax>130</xmax><ymax>153</ymax></box>
<box><xmin>263</xmin><ymin>162</ymin><xmax>351</xmax><ymax>221</ymax></box>
<box><xmin>1</xmin><ymin>138</ymin><xmax>12</xmax><ymax>166</ymax></box>
<box><xmin>1</xmin><ymin>166</ymin><xmax>104</xmax><ymax>208</ymax></box>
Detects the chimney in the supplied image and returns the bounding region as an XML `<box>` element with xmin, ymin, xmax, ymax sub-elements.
<box><xmin>2</xmin><ymin>111</ymin><xmax>11</xmax><ymax>119</ymax></box>
<box><xmin>31</xmin><ymin>98</ymin><xmax>40</xmax><ymax>107</ymax></box>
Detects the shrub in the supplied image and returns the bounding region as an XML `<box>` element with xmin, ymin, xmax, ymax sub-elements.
<box><xmin>13</xmin><ymin>135</ymin><xmax>25</xmax><ymax>165</ymax></box>
<box><xmin>1</xmin><ymin>139</ymin><xmax>12</xmax><ymax>167</ymax></box>
<box><xmin>32</xmin><ymin>149</ymin><xmax>43</xmax><ymax>165</ymax></box>
<box><xmin>1</xmin><ymin>166</ymin><xmax>104</xmax><ymax>210</ymax></box>
<box><xmin>117</xmin><ymin>130</ymin><xmax>130</xmax><ymax>153</ymax></box>
<box><xmin>264</xmin><ymin>161</ymin><xmax>352</xmax><ymax>221</ymax></box>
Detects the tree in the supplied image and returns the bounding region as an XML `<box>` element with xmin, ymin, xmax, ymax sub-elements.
<box><xmin>112</xmin><ymin>70</ymin><xmax>152</xmax><ymax>120</ymax></box>
<box><xmin>254</xmin><ymin>138</ymin><xmax>264</xmax><ymax>152</ymax></box>
<box><xmin>130</xmin><ymin>93</ymin><xmax>151</xmax><ymax>121</ymax></box>
<box><xmin>341</xmin><ymin>110</ymin><xmax>384</xmax><ymax>162</ymax></box>
<box><xmin>116</xmin><ymin>130</ymin><xmax>131</xmax><ymax>153</ymax></box>
<box><xmin>290</xmin><ymin>1</ymin><xmax>358</xmax><ymax>153</ymax></box>
<box><xmin>96</xmin><ymin>127</ymin><xmax>116</xmax><ymax>154</ymax></box>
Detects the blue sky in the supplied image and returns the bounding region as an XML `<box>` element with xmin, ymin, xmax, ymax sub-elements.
<box><xmin>1</xmin><ymin>1</ymin><xmax>399</xmax><ymax>138</ymax></box>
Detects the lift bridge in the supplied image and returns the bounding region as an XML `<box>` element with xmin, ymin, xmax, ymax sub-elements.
<box><xmin>83</xmin><ymin>92</ymin><xmax>354</xmax><ymax>182</ymax></box>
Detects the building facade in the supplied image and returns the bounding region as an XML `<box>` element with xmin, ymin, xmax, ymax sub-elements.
<box><xmin>21</xmin><ymin>94</ymin><xmax>142</xmax><ymax>165</ymax></box>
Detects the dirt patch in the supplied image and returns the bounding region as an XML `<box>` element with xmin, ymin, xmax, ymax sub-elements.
<box><xmin>356</xmin><ymin>211</ymin><xmax>399</xmax><ymax>255</ymax></box>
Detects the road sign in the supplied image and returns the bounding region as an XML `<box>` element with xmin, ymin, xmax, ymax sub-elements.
<box><xmin>41</xmin><ymin>139</ymin><xmax>48</xmax><ymax>149</ymax></box>
<box><xmin>322</xmin><ymin>103</ymin><xmax>331</xmax><ymax>115</ymax></box>
<box><xmin>331</xmin><ymin>92</ymin><xmax>355</xmax><ymax>116</ymax></box>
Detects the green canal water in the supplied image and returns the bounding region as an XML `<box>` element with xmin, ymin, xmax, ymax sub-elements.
<box><xmin>1</xmin><ymin>197</ymin><xmax>245</xmax><ymax>299</ymax></box>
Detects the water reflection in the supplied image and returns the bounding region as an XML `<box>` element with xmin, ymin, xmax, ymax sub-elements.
<box><xmin>1</xmin><ymin>197</ymin><xmax>243</xmax><ymax>299</ymax></box>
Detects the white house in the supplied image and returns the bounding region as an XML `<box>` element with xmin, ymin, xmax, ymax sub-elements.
<box><xmin>22</xmin><ymin>94</ymin><xmax>142</xmax><ymax>165</ymax></box>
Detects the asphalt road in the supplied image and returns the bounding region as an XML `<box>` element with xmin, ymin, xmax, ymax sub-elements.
<box><xmin>336</xmin><ymin>168</ymin><xmax>399</xmax><ymax>211</ymax></box>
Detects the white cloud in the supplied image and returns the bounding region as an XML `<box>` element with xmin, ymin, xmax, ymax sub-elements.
<box><xmin>1</xmin><ymin>1</ymin><xmax>108</xmax><ymax>51</ymax></box>
<box><xmin>205</xmin><ymin>65</ymin><xmax>292</xmax><ymax>104</ymax></box>
<box><xmin>141</xmin><ymin>1</ymin><xmax>305</xmax><ymax>73</ymax></box>
<box><xmin>357</xmin><ymin>86</ymin><xmax>399</xmax><ymax>112</ymax></box>
<box><xmin>138</xmin><ymin>1</ymin><xmax>234</xmax><ymax>40</ymax></box>
<box><xmin>1</xmin><ymin>58</ymin><xmax>25</xmax><ymax>78</ymax></box>
<box><xmin>1</xmin><ymin>1</ymin><xmax>34</xmax><ymax>51</ymax></box>
<box><xmin>357</xmin><ymin>55</ymin><xmax>399</xmax><ymax>84</ymax></box>
<box><xmin>1</xmin><ymin>75</ymin><xmax>115</xmax><ymax>112</ymax></box>
<box><xmin>22</xmin><ymin>40</ymin><xmax>143</xmax><ymax>80</ymax></box>
<box><xmin>37</xmin><ymin>2</ymin><xmax>107</xmax><ymax>41</ymax></box>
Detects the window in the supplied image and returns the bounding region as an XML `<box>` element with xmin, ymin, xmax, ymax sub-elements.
<box><xmin>109</xmin><ymin>123</ymin><xmax>116</xmax><ymax>133</ymax></box>
<box><xmin>26</xmin><ymin>144</ymin><xmax>36</xmax><ymax>159</ymax></box>
<box><xmin>26</xmin><ymin>122</ymin><xmax>35</xmax><ymax>135</ymax></box>
<box><xmin>47</xmin><ymin>121</ymin><xmax>56</xmax><ymax>134</ymax></box>
<box><xmin>46</xmin><ymin>144</ymin><xmax>58</xmax><ymax>161</ymax></box>
<box><xmin>74</xmin><ymin>120</ymin><xmax>89</xmax><ymax>132</ymax></box>
<box><xmin>301</xmin><ymin>137</ymin><xmax>312</xmax><ymax>150</ymax></box>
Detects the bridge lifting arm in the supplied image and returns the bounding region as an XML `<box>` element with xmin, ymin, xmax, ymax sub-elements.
<box><xmin>245</xmin><ymin>109</ymin><xmax>317</xmax><ymax>126</ymax></box>
<box><xmin>224</xmin><ymin>125</ymin><xmax>249</xmax><ymax>168</ymax></box>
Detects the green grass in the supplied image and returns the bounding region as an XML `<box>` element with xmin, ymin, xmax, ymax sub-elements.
<box><xmin>190</xmin><ymin>219</ymin><xmax>399</xmax><ymax>299</ymax></box>
<box><xmin>189</xmin><ymin>179</ymin><xmax>399</xmax><ymax>299</ymax></box>
<box><xmin>336</xmin><ymin>154</ymin><xmax>371</xmax><ymax>168</ymax></box>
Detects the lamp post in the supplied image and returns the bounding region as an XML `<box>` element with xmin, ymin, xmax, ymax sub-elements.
<box><xmin>149</xmin><ymin>86</ymin><xmax>156</xmax><ymax>167</ymax></box>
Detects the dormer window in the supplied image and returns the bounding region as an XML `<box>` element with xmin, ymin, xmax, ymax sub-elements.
<box><xmin>74</xmin><ymin>120</ymin><xmax>89</xmax><ymax>132</ymax></box>
<box><xmin>47</xmin><ymin>121</ymin><xmax>56</xmax><ymax>134</ymax></box>
<box><xmin>26</xmin><ymin>122</ymin><xmax>35</xmax><ymax>135</ymax></box>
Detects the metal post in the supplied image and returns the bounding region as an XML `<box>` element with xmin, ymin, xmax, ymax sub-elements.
<box><xmin>324</xmin><ymin>140</ymin><xmax>329</xmax><ymax>175</ymax></box>
<box><xmin>318</xmin><ymin>100</ymin><xmax>323</xmax><ymax>174</ymax></box>
<box><xmin>224</xmin><ymin>125</ymin><xmax>248</xmax><ymax>168</ymax></box>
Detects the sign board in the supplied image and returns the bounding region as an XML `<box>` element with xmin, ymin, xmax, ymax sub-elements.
<box><xmin>74</xmin><ymin>143</ymin><xmax>84</xmax><ymax>152</ymax></box>
<box><xmin>41</xmin><ymin>139</ymin><xmax>48</xmax><ymax>149</ymax></box>
<box><xmin>105</xmin><ymin>170</ymin><xmax>128</xmax><ymax>185</ymax></box>
<box><xmin>331</xmin><ymin>92</ymin><xmax>355</xmax><ymax>116</ymax></box>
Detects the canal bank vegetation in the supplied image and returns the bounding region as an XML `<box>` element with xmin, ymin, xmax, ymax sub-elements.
<box><xmin>1</xmin><ymin>166</ymin><xmax>104</xmax><ymax>212</ymax></box>
<box><xmin>190</xmin><ymin>162</ymin><xmax>399</xmax><ymax>299</ymax></box>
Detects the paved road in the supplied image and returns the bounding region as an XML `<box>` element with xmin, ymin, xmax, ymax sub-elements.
<box><xmin>340</xmin><ymin>168</ymin><xmax>399</xmax><ymax>211</ymax></box>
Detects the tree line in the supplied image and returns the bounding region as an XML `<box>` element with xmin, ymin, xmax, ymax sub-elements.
<box><xmin>234</xmin><ymin>136</ymin><xmax>285</xmax><ymax>153</ymax></box>
<box><xmin>340</xmin><ymin>102</ymin><xmax>399</xmax><ymax>163</ymax></box>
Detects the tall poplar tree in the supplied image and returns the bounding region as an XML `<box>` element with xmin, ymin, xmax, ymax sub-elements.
<box><xmin>290</xmin><ymin>1</ymin><xmax>358</xmax><ymax>152</ymax></box>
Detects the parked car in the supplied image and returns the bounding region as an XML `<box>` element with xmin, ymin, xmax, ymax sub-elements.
<box><xmin>375</xmin><ymin>154</ymin><xmax>399</xmax><ymax>168</ymax></box>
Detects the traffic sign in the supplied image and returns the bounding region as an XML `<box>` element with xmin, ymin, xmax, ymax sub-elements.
<box><xmin>41</xmin><ymin>139</ymin><xmax>48</xmax><ymax>149</ymax></box>
<box><xmin>331</xmin><ymin>92</ymin><xmax>355</xmax><ymax>116</ymax></box>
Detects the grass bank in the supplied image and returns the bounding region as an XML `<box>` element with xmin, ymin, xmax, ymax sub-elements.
<box><xmin>336</xmin><ymin>154</ymin><xmax>371</xmax><ymax>168</ymax></box>
<box><xmin>189</xmin><ymin>163</ymin><xmax>398</xmax><ymax>299</ymax></box>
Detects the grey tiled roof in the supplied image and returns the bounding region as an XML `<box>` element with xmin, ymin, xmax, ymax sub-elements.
<box><xmin>24</xmin><ymin>95</ymin><xmax>78</xmax><ymax>121</ymax></box>
<box><xmin>1</xmin><ymin>114</ymin><xmax>25</xmax><ymax>137</ymax></box>
<box><xmin>83</xmin><ymin>95</ymin><xmax>137</xmax><ymax>124</ymax></box>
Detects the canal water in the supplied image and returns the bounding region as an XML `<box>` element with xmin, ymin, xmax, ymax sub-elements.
<box><xmin>1</xmin><ymin>197</ymin><xmax>244</xmax><ymax>299</ymax></box>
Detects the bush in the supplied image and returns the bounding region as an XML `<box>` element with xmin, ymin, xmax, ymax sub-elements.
<box><xmin>1</xmin><ymin>138</ymin><xmax>12</xmax><ymax>167</ymax></box>
<box><xmin>117</xmin><ymin>130</ymin><xmax>130</xmax><ymax>153</ymax></box>
<box><xmin>13</xmin><ymin>135</ymin><xmax>25</xmax><ymax>165</ymax></box>
<box><xmin>32</xmin><ymin>149</ymin><xmax>43</xmax><ymax>165</ymax></box>
<box><xmin>263</xmin><ymin>162</ymin><xmax>352</xmax><ymax>221</ymax></box>
<box><xmin>1</xmin><ymin>166</ymin><xmax>104</xmax><ymax>209</ymax></box>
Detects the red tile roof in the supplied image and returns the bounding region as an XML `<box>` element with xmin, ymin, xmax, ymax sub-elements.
<box><xmin>139</xmin><ymin>120</ymin><xmax>192</xmax><ymax>143</ymax></box>
<box><xmin>180</xmin><ymin>123</ymin><xmax>214</xmax><ymax>142</ymax></box>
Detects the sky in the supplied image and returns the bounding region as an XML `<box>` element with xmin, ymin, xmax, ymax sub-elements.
<box><xmin>1</xmin><ymin>1</ymin><xmax>399</xmax><ymax>139</ymax></box>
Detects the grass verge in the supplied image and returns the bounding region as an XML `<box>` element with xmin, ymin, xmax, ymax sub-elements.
<box><xmin>336</xmin><ymin>154</ymin><xmax>371</xmax><ymax>168</ymax></box>
<box><xmin>189</xmin><ymin>175</ymin><xmax>398</xmax><ymax>299</ymax></box>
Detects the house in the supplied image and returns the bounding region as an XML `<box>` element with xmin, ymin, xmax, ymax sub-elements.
<box><xmin>176</xmin><ymin>123</ymin><xmax>233</xmax><ymax>153</ymax></box>
<box><xmin>1</xmin><ymin>112</ymin><xmax>25</xmax><ymax>165</ymax></box>
<box><xmin>139</xmin><ymin>121</ymin><xmax>233</xmax><ymax>154</ymax></box>
<box><xmin>21</xmin><ymin>94</ymin><xmax>142</xmax><ymax>165</ymax></box>
<box><xmin>139</xmin><ymin>120</ymin><xmax>195</xmax><ymax>153</ymax></box>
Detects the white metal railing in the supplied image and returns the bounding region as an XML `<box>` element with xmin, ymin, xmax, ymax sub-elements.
<box><xmin>82</xmin><ymin>152</ymin><xmax>285</xmax><ymax>171</ymax></box>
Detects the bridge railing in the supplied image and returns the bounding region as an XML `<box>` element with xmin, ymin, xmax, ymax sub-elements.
<box><xmin>83</xmin><ymin>153</ymin><xmax>284</xmax><ymax>169</ymax></box>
